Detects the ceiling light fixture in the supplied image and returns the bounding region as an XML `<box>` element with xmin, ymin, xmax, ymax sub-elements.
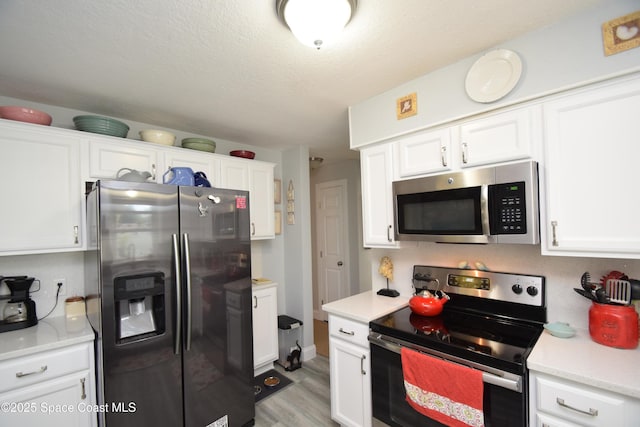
<box><xmin>276</xmin><ymin>0</ymin><xmax>357</xmax><ymax>50</ymax></box>
<box><xmin>309</xmin><ymin>156</ymin><xmax>324</xmax><ymax>169</ymax></box>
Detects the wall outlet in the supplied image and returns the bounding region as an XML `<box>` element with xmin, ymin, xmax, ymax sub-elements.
<box><xmin>55</xmin><ymin>278</ymin><xmax>66</xmax><ymax>296</ymax></box>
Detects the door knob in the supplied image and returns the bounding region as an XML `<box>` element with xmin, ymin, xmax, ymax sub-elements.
<box><xmin>337</xmin><ymin>261</ymin><xmax>343</xmax><ymax>266</ymax></box>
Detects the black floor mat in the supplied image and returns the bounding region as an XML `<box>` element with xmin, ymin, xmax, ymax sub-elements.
<box><xmin>253</xmin><ymin>369</ymin><xmax>293</xmax><ymax>403</ymax></box>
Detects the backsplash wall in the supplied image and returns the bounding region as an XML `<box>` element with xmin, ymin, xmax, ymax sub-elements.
<box><xmin>366</xmin><ymin>244</ymin><xmax>640</xmax><ymax>331</ymax></box>
<box><xmin>0</xmin><ymin>252</ymin><xmax>85</xmax><ymax>319</ymax></box>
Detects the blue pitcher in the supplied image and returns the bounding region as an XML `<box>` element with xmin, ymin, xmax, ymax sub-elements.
<box><xmin>163</xmin><ymin>167</ymin><xmax>194</xmax><ymax>186</ymax></box>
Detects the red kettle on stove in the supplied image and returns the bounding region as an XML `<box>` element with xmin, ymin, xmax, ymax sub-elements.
<box><xmin>409</xmin><ymin>290</ymin><xmax>449</xmax><ymax>317</ymax></box>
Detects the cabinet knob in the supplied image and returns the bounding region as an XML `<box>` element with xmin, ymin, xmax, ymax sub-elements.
<box><xmin>337</xmin><ymin>261</ymin><xmax>343</xmax><ymax>266</ymax></box>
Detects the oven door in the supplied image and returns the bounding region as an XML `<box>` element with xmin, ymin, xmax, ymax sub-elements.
<box><xmin>370</xmin><ymin>334</ymin><xmax>528</xmax><ymax>427</ymax></box>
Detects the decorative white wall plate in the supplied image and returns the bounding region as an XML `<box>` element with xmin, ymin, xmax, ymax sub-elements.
<box><xmin>465</xmin><ymin>49</ymin><xmax>522</xmax><ymax>103</ymax></box>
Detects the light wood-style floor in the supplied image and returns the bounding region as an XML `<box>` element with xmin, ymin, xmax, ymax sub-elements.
<box><xmin>254</xmin><ymin>356</ymin><xmax>338</xmax><ymax>426</ymax></box>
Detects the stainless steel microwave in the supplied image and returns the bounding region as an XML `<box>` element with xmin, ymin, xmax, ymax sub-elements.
<box><xmin>392</xmin><ymin>160</ymin><xmax>539</xmax><ymax>244</ymax></box>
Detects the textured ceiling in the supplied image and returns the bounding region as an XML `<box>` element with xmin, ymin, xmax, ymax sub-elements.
<box><xmin>0</xmin><ymin>0</ymin><xmax>606</xmax><ymax>163</ymax></box>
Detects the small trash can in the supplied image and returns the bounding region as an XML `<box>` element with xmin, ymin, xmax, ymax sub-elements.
<box><xmin>277</xmin><ymin>315</ymin><xmax>303</xmax><ymax>371</ymax></box>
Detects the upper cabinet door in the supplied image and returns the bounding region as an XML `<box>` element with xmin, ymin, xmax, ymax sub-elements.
<box><xmin>88</xmin><ymin>138</ymin><xmax>160</xmax><ymax>182</ymax></box>
<box><xmin>541</xmin><ymin>75</ymin><xmax>640</xmax><ymax>259</ymax></box>
<box><xmin>0</xmin><ymin>122</ymin><xmax>84</xmax><ymax>255</ymax></box>
<box><xmin>395</xmin><ymin>128</ymin><xmax>452</xmax><ymax>178</ymax></box>
<box><xmin>219</xmin><ymin>157</ymin><xmax>275</xmax><ymax>240</ymax></box>
<box><xmin>248</xmin><ymin>162</ymin><xmax>275</xmax><ymax>240</ymax></box>
<box><xmin>360</xmin><ymin>144</ymin><xmax>398</xmax><ymax>248</ymax></box>
<box><xmin>218</xmin><ymin>157</ymin><xmax>250</xmax><ymax>191</ymax></box>
<box><xmin>458</xmin><ymin>106</ymin><xmax>537</xmax><ymax>168</ymax></box>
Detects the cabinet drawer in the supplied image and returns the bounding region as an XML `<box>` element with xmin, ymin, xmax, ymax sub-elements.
<box><xmin>536</xmin><ymin>375</ymin><xmax>625</xmax><ymax>426</ymax></box>
<box><xmin>537</xmin><ymin>412</ymin><xmax>581</xmax><ymax>427</ymax></box>
<box><xmin>0</xmin><ymin>343</ymin><xmax>91</xmax><ymax>394</ymax></box>
<box><xmin>329</xmin><ymin>315</ymin><xmax>369</xmax><ymax>348</ymax></box>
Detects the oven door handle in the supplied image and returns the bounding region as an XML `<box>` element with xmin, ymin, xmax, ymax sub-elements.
<box><xmin>369</xmin><ymin>333</ymin><xmax>522</xmax><ymax>393</ymax></box>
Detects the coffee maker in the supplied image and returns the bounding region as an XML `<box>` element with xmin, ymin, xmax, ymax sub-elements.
<box><xmin>0</xmin><ymin>276</ymin><xmax>38</xmax><ymax>332</ymax></box>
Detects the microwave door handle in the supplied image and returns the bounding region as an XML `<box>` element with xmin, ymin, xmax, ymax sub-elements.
<box><xmin>480</xmin><ymin>185</ymin><xmax>491</xmax><ymax>235</ymax></box>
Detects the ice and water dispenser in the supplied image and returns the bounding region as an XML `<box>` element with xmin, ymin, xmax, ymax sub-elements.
<box><xmin>114</xmin><ymin>272</ymin><xmax>165</xmax><ymax>342</ymax></box>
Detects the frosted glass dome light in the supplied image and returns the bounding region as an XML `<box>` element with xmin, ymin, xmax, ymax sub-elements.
<box><xmin>277</xmin><ymin>0</ymin><xmax>356</xmax><ymax>50</ymax></box>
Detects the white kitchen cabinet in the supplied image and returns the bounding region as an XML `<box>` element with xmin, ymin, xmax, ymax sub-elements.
<box><xmin>530</xmin><ymin>371</ymin><xmax>640</xmax><ymax>427</ymax></box>
<box><xmin>247</xmin><ymin>161</ymin><xmax>275</xmax><ymax>239</ymax></box>
<box><xmin>456</xmin><ymin>106</ymin><xmax>537</xmax><ymax>168</ymax></box>
<box><xmin>395</xmin><ymin>127</ymin><xmax>452</xmax><ymax>178</ymax></box>
<box><xmin>219</xmin><ymin>157</ymin><xmax>275</xmax><ymax>240</ymax></box>
<box><xmin>329</xmin><ymin>314</ymin><xmax>371</xmax><ymax>427</ymax></box>
<box><xmin>360</xmin><ymin>144</ymin><xmax>398</xmax><ymax>248</ymax></box>
<box><xmin>541</xmin><ymin>74</ymin><xmax>640</xmax><ymax>259</ymax></box>
<box><xmin>252</xmin><ymin>283</ymin><xmax>278</xmax><ymax>375</ymax></box>
<box><xmin>87</xmin><ymin>136</ymin><xmax>160</xmax><ymax>182</ymax></box>
<box><xmin>0</xmin><ymin>121</ymin><xmax>84</xmax><ymax>255</ymax></box>
<box><xmin>0</xmin><ymin>342</ymin><xmax>96</xmax><ymax>427</ymax></box>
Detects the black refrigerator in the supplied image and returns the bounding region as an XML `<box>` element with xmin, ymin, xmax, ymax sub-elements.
<box><xmin>85</xmin><ymin>180</ymin><xmax>255</xmax><ymax>427</ymax></box>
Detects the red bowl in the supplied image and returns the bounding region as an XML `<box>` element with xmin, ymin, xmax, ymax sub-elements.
<box><xmin>230</xmin><ymin>150</ymin><xmax>255</xmax><ymax>159</ymax></box>
<box><xmin>0</xmin><ymin>106</ymin><xmax>52</xmax><ymax>125</ymax></box>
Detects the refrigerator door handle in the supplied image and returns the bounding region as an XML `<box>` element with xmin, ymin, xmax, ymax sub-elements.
<box><xmin>172</xmin><ymin>234</ymin><xmax>182</xmax><ymax>355</ymax></box>
<box><xmin>183</xmin><ymin>233</ymin><xmax>193</xmax><ymax>352</ymax></box>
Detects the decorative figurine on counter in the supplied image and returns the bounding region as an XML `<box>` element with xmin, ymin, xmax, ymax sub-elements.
<box><xmin>377</xmin><ymin>256</ymin><xmax>400</xmax><ymax>297</ymax></box>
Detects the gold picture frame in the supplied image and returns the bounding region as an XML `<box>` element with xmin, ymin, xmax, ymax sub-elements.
<box><xmin>396</xmin><ymin>92</ymin><xmax>417</xmax><ymax>120</ymax></box>
<box><xmin>274</xmin><ymin>179</ymin><xmax>282</xmax><ymax>204</ymax></box>
<box><xmin>602</xmin><ymin>11</ymin><xmax>640</xmax><ymax>56</ymax></box>
<box><xmin>274</xmin><ymin>210</ymin><xmax>281</xmax><ymax>235</ymax></box>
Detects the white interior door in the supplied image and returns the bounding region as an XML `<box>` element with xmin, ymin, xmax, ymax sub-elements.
<box><xmin>316</xmin><ymin>180</ymin><xmax>349</xmax><ymax>320</ymax></box>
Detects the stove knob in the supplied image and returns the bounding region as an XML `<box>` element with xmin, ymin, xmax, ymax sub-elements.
<box><xmin>511</xmin><ymin>284</ymin><xmax>523</xmax><ymax>294</ymax></box>
<box><xmin>526</xmin><ymin>286</ymin><xmax>538</xmax><ymax>296</ymax></box>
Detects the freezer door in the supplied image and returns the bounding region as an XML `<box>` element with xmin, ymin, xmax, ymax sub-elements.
<box><xmin>96</xmin><ymin>181</ymin><xmax>184</xmax><ymax>427</ymax></box>
<box><xmin>179</xmin><ymin>186</ymin><xmax>255</xmax><ymax>427</ymax></box>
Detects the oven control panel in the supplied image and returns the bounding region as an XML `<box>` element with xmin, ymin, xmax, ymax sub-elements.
<box><xmin>412</xmin><ymin>265</ymin><xmax>544</xmax><ymax>307</ymax></box>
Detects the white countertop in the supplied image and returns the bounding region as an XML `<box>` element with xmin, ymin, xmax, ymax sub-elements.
<box><xmin>528</xmin><ymin>327</ymin><xmax>640</xmax><ymax>399</ymax></box>
<box><xmin>0</xmin><ymin>315</ymin><xmax>95</xmax><ymax>362</ymax></box>
<box><xmin>251</xmin><ymin>280</ymin><xmax>278</xmax><ymax>291</ymax></box>
<box><xmin>322</xmin><ymin>290</ymin><xmax>410</xmax><ymax>323</ymax></box>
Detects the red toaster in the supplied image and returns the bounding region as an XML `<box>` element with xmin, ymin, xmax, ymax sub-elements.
<box><xmin>589</xmin><ymin>302</ymin><xmax>639</xmax><ymax>349</ymax></box>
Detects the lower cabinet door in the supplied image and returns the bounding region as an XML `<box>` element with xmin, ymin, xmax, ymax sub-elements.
<box><xmin>330</xmin><ymin>337</ymin><xmax>371</xmax><ymax>427</ymax></box>
<box><xmin>0</xmin><ymin>370</ymin><xmax>96</xmax><ymax>427</ymax></box>
<box><xmin>252</xmin><ymin>285</ymin><xmax>278</xmax><ymax>369</ymax></box>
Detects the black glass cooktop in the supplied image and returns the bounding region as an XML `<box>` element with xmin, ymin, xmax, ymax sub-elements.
<box><xmin>369</xmin><ymin>306</ymin><xmax>543</xmax><ymax>374</ymax></box>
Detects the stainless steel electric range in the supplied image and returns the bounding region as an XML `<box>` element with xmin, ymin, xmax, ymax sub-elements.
<box><xmin>369</xmin><ymin>265</ymin><xmax>546</xmax><ymax>427</ymax></box>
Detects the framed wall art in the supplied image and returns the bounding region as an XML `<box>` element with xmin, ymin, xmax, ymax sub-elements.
<box><xmin>274</xmin><ymin>210</ymin><xmax>281</xmax><ymax>235</ymax></box>
<box><xmin>396</xmin><ymin>92</ymin><xmax>417</xmax><ymax>120</ymax></box>
<box><xmin>274</xmin><ymin>179</ymin><xmax>282</xmax><ymax>204</ymax></box>
<box><xmin>602</xmin><ymin>10</ymin><xmax>640</xmax><ymax>56</ymax></box>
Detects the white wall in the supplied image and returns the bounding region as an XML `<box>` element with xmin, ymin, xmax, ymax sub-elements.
<box><xmin>349</xmin><ymin>0</ymin><xmax>640</xmax><ymax>147</ymax></box>
<box><xmin>281</xmin><ymin>146</ymin><xmax>315</xmax><ymax>358</ymax></box>
<box><xmin>0</xmin><ymin>252</ymin><xmax>85</xmax><ymax>319</ymax></box>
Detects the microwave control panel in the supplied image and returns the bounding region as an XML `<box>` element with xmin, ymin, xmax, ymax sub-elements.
<box><xmin>489</xmin><ymin>181</ymin><xmax>527</xmax><ymax>234</ymax></box>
